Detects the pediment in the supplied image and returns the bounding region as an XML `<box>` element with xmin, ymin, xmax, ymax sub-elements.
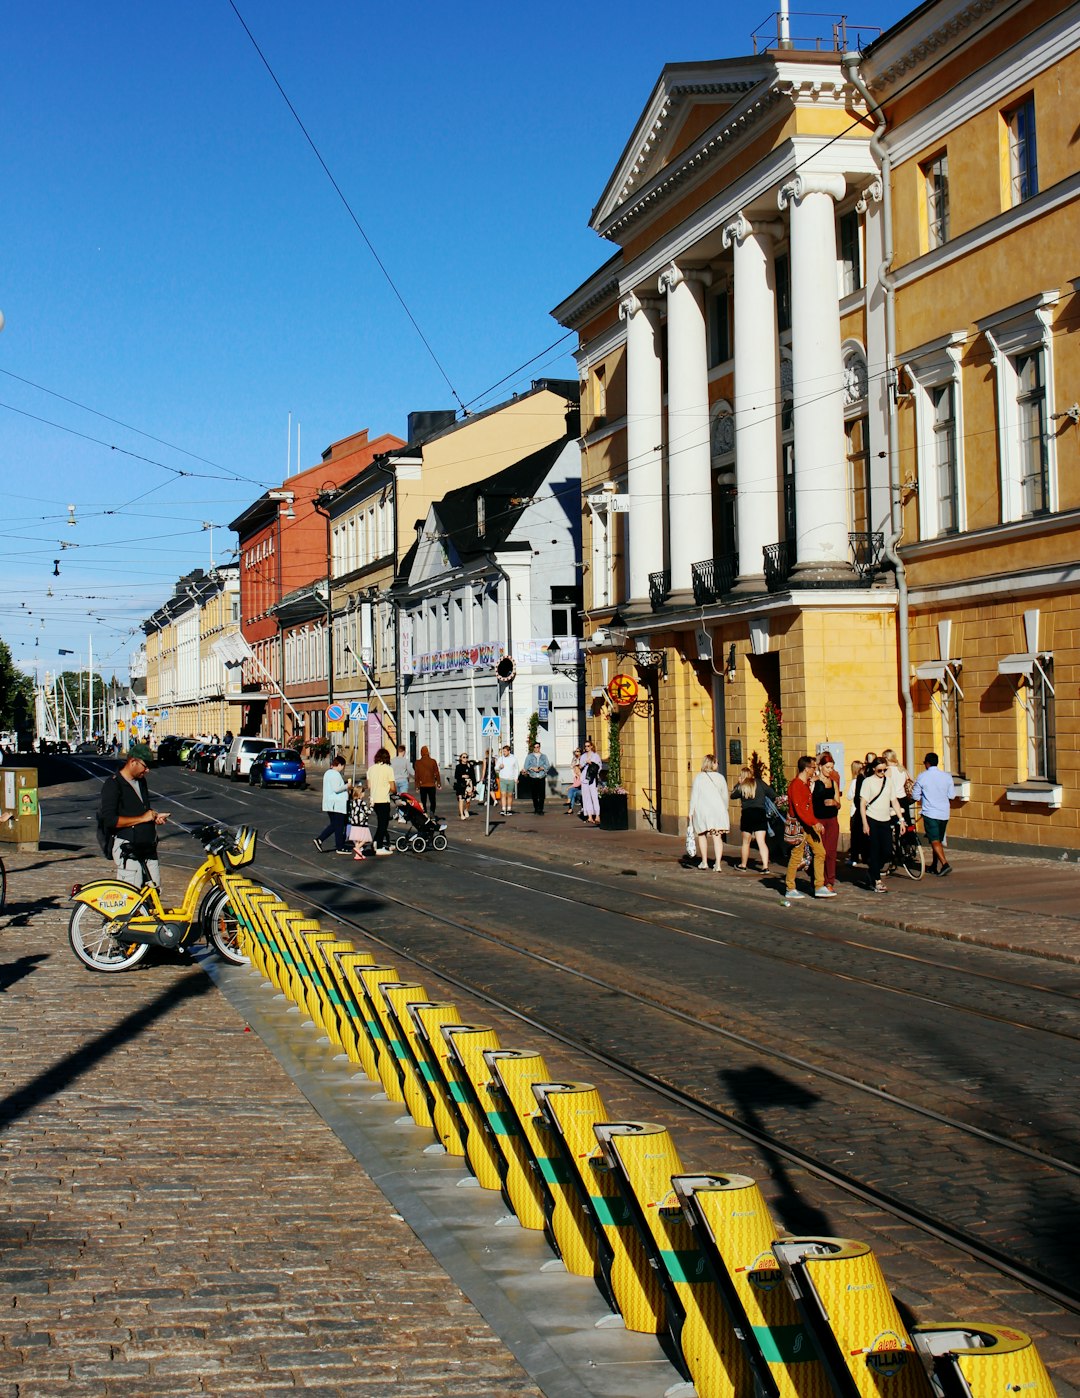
<box><xmin>590</xmin><ymin>59</ymin><xmax>772</xmax><ymax>232</ymax></box>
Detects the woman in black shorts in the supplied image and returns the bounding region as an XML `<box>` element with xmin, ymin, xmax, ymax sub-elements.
<box><xmin>734</xmin><ymin>765</ymin><xmax>776</xmax><ymax>873</ymax></box>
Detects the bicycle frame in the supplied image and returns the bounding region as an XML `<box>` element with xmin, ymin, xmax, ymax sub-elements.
<box><xmin>72</xmin><ymin>825</ymin><xmax>258</xmax><ymax>947</ymax></box>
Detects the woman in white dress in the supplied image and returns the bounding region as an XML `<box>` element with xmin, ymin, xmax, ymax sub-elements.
<box><xmin>689</xmin><ymin>755</ymin><xmax>730</xmax><ymax>870</ymax></box>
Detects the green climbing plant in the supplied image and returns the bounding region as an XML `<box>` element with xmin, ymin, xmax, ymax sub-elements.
<box><xmin>527</xmin><ymin>711</ymin><xmax>540</xmax><ymax>752</ymax></box>
<box><xmin>762</xmin><ymin>700</ymin><xmax>785</xmax><ymax>790</ymax></box>
<box><xmin>604</xmin><ymin>712</ymin><xmax>624</xmax><ymax>792</ymax></box>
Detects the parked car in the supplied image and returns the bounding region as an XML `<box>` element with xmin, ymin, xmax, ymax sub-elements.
<box><xmin>185</xmin><ymin>742</ymin><xmax>208</xmax><ymax>771</ymax></box>
<box><xmin>75</xmin><ymin>740</ymin><xmax>100</xmax><ymax>754</ymax></box>
<box><xmin>156</xmin><ymin>736</ymin><xmax>183</xmax><ymax>765</ymax></box>
<box><xmin>225</xmin><ymin>735</ymin><xmax>277</xmax><ymax>781</ymax></box>
<box><xmin>248</xmin><ymin>747</ymin><xmax>306</xmax><ymax>789</ymax></box>
<box><xmin>213</xmin><ymin>746</ymin><xmax>230</xmax><ymax>777</ymax></box>
<box><xmin>194</xmin><ymin>742</ymin><xmax>224</xmax><ymax>773</ymax></box>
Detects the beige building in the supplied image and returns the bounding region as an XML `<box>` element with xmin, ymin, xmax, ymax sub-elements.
<box><xmin>327</xmin><ymin>381</ymin><xmax>580</xmax><ymax>763</ymax></box>
<box><xmin>554</xmin><ymin>0</ymin><xmax>1079</xmax><ymax>855</ymax></box>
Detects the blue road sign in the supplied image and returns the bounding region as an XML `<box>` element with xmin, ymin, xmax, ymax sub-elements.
<box><xmin>481</xmin><ymin>716</ymin><xmax>501</xmax><ymax>739</ymax></box>
<box><xmin>349</xmin><ymin>701</ymin><xmax>369</xmax><ymax>721</ymax></box>
<box><xmin>326</xmin><ymin>703</ymin><xmax>344</xmax><ymax>722</ymax></box>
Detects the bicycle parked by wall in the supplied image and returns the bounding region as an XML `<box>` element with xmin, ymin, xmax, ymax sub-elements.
<box><xmin>68</xmin><ymin>823</ymin><xmax>257</xmax><ymax>972</ymax></box>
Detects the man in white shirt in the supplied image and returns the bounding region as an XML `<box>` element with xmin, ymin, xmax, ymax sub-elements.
<box><xmin>911</xmin><ymin>752</ymin><xmax>957</xmax><ymax>876</ymax></box>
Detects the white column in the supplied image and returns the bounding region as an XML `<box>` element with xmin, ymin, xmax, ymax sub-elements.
<box><xmin>778</xmin><ymin>172</ymin><xmax>853</xmax><ymax>581</ymax></box>
<box><xmin>722</xmin><ymin>214</ymin><xmax>781</xmax><ymax>591</ymax></box>
<box><xmin>657</xmin><ymin>262</ymin><xmax>713</xmax><ymax>600</ymax></box>
<box><xmin>619</xmin><ymin>291</ymin><xmax>664</xmax><ymax>606</ymax></box>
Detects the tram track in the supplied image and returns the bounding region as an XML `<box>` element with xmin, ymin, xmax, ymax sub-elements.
<box><xmin>241</xmin><ymin>833</ymin><xmax>1080</xmax><ymax>1316</ymax></box>
<box><xmin>89</xmin><ymin>766</ymin><xmax>1080</xmax><ymax>1315</ymax></box>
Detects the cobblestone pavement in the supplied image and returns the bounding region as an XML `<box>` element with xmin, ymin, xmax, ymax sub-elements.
<box><xmin>0</xmin><ymin>837</ymin><xmax>543</xmax><ymax>1397</ymax></box>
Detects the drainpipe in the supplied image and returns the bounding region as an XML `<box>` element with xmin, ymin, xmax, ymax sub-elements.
<box><xmin>375</xmin><ymin>456</ymin><xmax>403</xmax><ymax>744</ymax></box>
<box><xmin>843</xmin><ymin>51</ymin><xmax>915</xmax><ymax>771</ymax></box>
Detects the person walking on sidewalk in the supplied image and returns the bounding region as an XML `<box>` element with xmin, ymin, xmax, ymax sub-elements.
<box><xmin>414</xmin><ymin>746</ymin><xmax>441</xmax><ymax>815</ymax></box>
<box><xmin>689</xmin><ymin>755</ymin><xmax>730</xmax><ymax>871</ymax></box>
<box><xmin>911</xmin><ymin>752</ymin><xmax>956</xmax><ymax>876</ymax></box>
<box><xmin>522</xmin><ymin>741</ymin><xmax>552</xmax><ymax>814</ymax></box>
<box><xmin>860</xmin><ymin>755</ymin><xmax>905</xmax><ymax>893</ymax></box>
<box><xmin>367</xmin><ymin>747</ymin><xmax>398</xmax><ymax>854</ymax></box>
<box><xmin>565</xmin><ymin>749</ymin><xmax>583</xmax><ymax>815</ymax></box>
<box><xmin>495</xmin><ymin>745</ymin><xmax>519</xmax><ymax>816</ymax></box>
<box><xmin>846</xmin><ymin>759</ymin><xmax>866</xmax><ymax>868</ymax></box>
<box><xmin>784</xmin><ymin>756</ymin><xmax>833</xmax><ymax>899</ymax></box>
<box><xmin>315</xmin><ymin>755</ymin><xmax>351</xmax><ymax>854</ymax></box>
<box><xmin>454</xmin><ymin>752</ymin><xmax>477</xmax><ymax>820</ymax></box>
<box><xmin>734</xmin><ymin>765</ymin><xmax>775</xmax><ymax>873</ymax></box>
<box><xmin>391</xmin><ymin>744</ymin><xmax>413</xmax><ymax>794</ymax></box>
<box><xmin>812</xmin><ymin>752</ymin><xmax>843</xmax><ymax>891</ymax></box>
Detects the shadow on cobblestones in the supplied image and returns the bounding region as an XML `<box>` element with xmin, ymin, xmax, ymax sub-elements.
<box><xmin>0</xmin><ymin>970</ymin><xmax>210</xmax><ymax>1132</ymax></box>
<box><xmin>0</xmin><ymin>893</ymin><xmax>62</xmax><ymax>927</ymax></box>
<box><xmin>0</xmin><ymin>952</ymin><xmax>49</xmax><ymax>993</ymax></box>
<box><xmin>722</xmin><ymin>1064</ymin><xmax>835</xmax><ymax>1237</ymax></box>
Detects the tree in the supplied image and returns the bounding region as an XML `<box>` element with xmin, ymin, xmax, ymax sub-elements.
<box><xmin>0</xmin><ymin>639</ymin><xmax>34</xmax><ymax>734</ymax></box>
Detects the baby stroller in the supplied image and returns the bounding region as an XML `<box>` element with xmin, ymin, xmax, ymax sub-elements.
<box><xmin>393</xmin><ymin>792</ymin><xmax>448</xmax><ymax>853</ymax></box>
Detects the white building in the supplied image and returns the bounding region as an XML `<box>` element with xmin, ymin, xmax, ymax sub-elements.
<box><xmin>395</xmin><ymin>436</ymin><xmax>584</xmax><ymax>771</ymax></box>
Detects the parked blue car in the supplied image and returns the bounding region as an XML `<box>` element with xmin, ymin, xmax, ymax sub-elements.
<box><xmin>248</xmin><ymin>747</ymin><xmax>307</xmax><ymax>789</ymax></box>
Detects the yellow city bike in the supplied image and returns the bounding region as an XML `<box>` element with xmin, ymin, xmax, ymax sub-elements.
<box><xmin>68</xmin><ymin>823</ymin><xmax>257</xmax><ymax>973</ymax></box>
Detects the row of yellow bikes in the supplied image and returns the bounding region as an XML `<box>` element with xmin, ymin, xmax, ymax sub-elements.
<box><xmin>67</xmin><ymin>822</ymin><xmax>256</xmax><ymax>972</ymax></box>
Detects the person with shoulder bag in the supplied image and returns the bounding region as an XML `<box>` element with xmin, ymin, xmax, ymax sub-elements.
<box><xmin>861</xmin><ymin>755</ymin><xmax>905</xmax><ymax>892</ymax></box>
<box><xmin>783</xmin><ymin>755</ymin><xmax>833</xmax><ymax>900</ymax></box>
<box><xmin>734</xmin><ymin>765</ymin><xmax>775</xmax><ymax>874</ymax></box>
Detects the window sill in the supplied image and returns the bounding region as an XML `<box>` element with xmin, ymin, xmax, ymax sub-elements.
<box><xmin>1005</xmin><ymin>782</ymin><xmax>1062</xmax><ymax>809</ymax></box>
<box><xmin>953</xmin><ymin>779</ymin><xmax>971</xmax><ymax>802</ymax></box>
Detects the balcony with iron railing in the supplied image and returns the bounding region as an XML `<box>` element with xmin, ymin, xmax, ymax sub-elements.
<box><xmin>648</xmin><ymin>569</ymin><xmax>671</xmax><ymax>612</ymax></box>
<box><xmin>762</xmin><ymin>532</ymin><xmax>889</xmax><ymax>591</ymax></box>
<box><xmin>690</xmin><ymin>553</ymin><xmax>740</xmax><ymax>606</ymax></box>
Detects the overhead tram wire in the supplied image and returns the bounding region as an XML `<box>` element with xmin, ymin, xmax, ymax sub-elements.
<box><xmin>227</xmin><ymin>0</ymin><xmax>467</xmax><ymax>419</ymax></box>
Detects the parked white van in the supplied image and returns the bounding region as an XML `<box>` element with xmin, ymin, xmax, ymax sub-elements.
<box><xmin>226</xmin><ymin>736</ymin><xmax>276</xmax><ymax>781</ymax></box>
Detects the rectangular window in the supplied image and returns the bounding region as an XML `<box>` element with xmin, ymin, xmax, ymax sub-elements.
<box><xmin>708</xmin><ymin>287</ymin><xmax>731</xmax><ymax>367</ymax></box>
<box><xmin>550</xmin><ymin>585</ymin><xmax>582</xmax><ymax>638</ymax></box>
<box><xmin>775</xmin><ymin>253</ymin><xmax>791</xmax><ymax>334</ymax></box>
<box><xmin>922</xmin><ymin>153</ymin><xmax>950</xmax><ymax>248</ymax></box>
<box><xmin>1016</xmin><ymin>351</ymin><xmax>1048</xmax><ymax>516</ymax></box>
<box><xmin>1028</xmin><ymin>660</ymin><xmax>1056</xmax><ymax>782</ymax></box>
<box><xmin>839</xmin><ymin>210</ymin><xmax>862</xmax><ymax>295</ymax></box>
<box><xmin>1006</xmin><ymin>95</ymin><xmax>1038</xmax><ymax>205</ymax></box>
<box><xmin>931</xmin><ymin>384</ymin><xmax>959</xmax><ymax>534</ymax></box>
<box><xmin>846</xmin><ymin>416</ymin><xmax>870</xmax><ymax>534</ymax></box>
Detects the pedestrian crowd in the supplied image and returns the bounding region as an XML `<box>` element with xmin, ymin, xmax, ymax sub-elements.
<box><xmin>683</xmin><ymin>747</ymin><xmax>958</xmax><ymax>903</ymax></box>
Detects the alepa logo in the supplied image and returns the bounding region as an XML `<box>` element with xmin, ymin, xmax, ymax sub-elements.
<box><xmin>95</xmin><ymin>893</ymin><xmax>136</xmax><ymax>914</ymax></box>
<box><xmin>858</xmin><ymin>1331</ymin><xmax>913</xmax><ymax>1379</ymax></box>
<box><xmin>742</xmin><ymin>1251</ymin><xmax>783</xmax><ymax>1292</ymax></box>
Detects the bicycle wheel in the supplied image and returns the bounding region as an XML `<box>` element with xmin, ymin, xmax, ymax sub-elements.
<box><xmin>203</xmin><ymin>890</ymin><xmax>249</xmax><ymax>965</ymax></box>
<box><xmin>900</xmin><ymin>831</ymin><xmax>925</xmax><ymax>880</ymax></box>
<box><xmin>68</xmin><ymin>903</ymin><xmax>149</xmax><ymax>973</ymax></box>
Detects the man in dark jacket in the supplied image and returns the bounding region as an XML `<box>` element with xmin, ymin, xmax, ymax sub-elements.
<box><xmin>100</xmin><ymin>744</ymin><xmax>168</xmax><ymax>887</ymax></box>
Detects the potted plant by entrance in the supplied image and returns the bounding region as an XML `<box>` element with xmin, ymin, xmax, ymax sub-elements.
<box><xmin>598</xmin><ymin>713</ymin><xmax>629</xmax><ymax>830</ymax></box>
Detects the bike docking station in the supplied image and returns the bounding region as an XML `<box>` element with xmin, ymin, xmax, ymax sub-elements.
<box><xmin>204</xmin><ymin>867</ymin><xmax>1061</xmax><ymax>1398</ymax></box>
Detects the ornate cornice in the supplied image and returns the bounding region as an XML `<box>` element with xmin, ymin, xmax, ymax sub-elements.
<box><xmin>865</xmin><ymin>0</ymin><xmax>1006</xmax><ymax>93</ymax></box>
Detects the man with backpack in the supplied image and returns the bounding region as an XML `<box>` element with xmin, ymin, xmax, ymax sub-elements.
<box><xmin>98</xmin><ymin>744</ymin><xmax>169</xmax><ymax>887</ymax></box>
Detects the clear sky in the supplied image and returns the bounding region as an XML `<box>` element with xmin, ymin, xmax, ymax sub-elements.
<box><xmin>1</xmin><ymin>0</ymin><xmax>902</xmax><ymax>680</ymax></box>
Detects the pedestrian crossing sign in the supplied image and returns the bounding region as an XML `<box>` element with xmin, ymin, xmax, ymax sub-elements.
<box><xmin>481</xmin><ymin>716</ymin><xmax>501</xmax><ymax>739</ymax></box>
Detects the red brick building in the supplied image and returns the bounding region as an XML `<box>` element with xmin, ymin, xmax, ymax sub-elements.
<box><xmin>229</xmin><ymin>428</ymin><xmax>404</xmax><ymax>741</ymax></box>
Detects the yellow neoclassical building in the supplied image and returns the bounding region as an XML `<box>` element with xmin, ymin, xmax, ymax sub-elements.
<box><xmin>554</xmin><ymin>0</ymin><xmax>1079</xmax><ymax>855</ymax></box>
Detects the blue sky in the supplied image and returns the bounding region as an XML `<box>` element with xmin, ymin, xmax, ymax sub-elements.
<box><xmin>1</xmin><ymin>1</ymin><xmax>903</xmax><ymax>678</ymax></box>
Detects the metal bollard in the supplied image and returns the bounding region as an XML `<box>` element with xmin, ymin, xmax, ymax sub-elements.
<box><xmin>672</xmin><ymin>1174</ymin><xmax>828</xmax><ymax>1398</ymax></box>
<box><xmin>405</xmin><ymin>1003</ymin><xmax>469</xmax><ymax>1157</ymax></box>
<box><xmin>595</xmin><ymin>1124</ymin><xmax>750</xmax><ymax>1398</ymax></box>
<box><xmin>532</xmin><ymin>1082</ymin><xmax>664</xmax><ymax>1334</ymax></box>
<box><xmin>440</xmin><ymin>1025</ymin><xmax>508</xmax><ymax>1193</ymax></box>
<box><xmin>910</xmin><ymin>1324</ymin><xmax>1057</xmax><ymax>1398</ymax></box>
<box><xmin>378</xmin><ymin>982</ymin><xmax>436</xmax><ymax>1130</ymax></box>
<box><xmin>771</xmin><ymin>1238</ymin><xmax>931</xmax><ymax>1398</ymax></box>
<box><xmin>487</xmin><ymin>1050</ymin><xmax>598</xmax><ymax>1275</ymax></box>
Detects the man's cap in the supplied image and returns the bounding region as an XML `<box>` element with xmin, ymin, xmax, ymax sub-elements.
<box><xmin>127</xmin><ymin>743</ymin><xmax>153</xmax><ymax>764</ymax></box>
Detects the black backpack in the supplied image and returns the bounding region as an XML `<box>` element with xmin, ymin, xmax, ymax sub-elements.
<box><xmin>96</xmin><ymin>777</ymin><xmax>117</xmax><ymax>857</ymax></box>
